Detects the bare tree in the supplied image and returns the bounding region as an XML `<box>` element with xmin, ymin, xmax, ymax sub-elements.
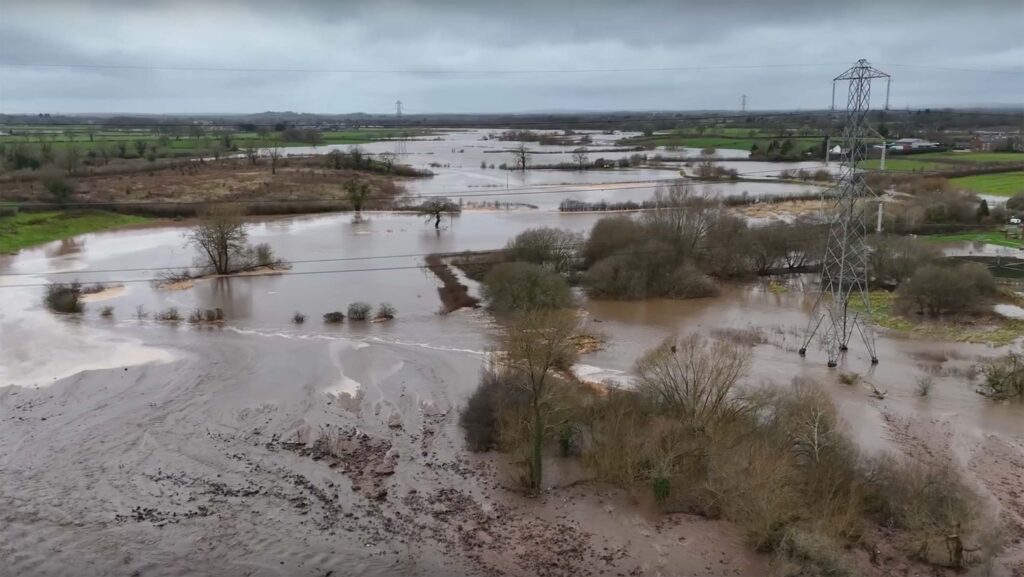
<box><xmin>134</xmin><ymin>140</ymin><xmax>147</xmax><ymax>158</ymax></box>
<box><xmin>185</xmin><ymin>205</ymin><xmax>250</xmax><ymax>275</ymax></box>
<box><xmin>512</xmin><ymin>143</ymin><xmax>530</xmax><ymax>171</ymax></box>
<box><xmin>634</xmin><ymin>333</ymin><xmax>750</xmax><ymax>431</ymax></box>
<box><xmin>418</xmin><ymin>196</ymin><xmax>460</xmax><ymax>229</ymax></box>
<box><xmin>244</xmin><ymin>145</ymin><xmax>259</xmax><ymax>166</ymax></box>
<box><xmin>267</xmin><ymin>145</ymin><xmax>282</xmax><ymax>175</ymax></box>
<box><xmin>498</xmin><ymin>310</ymin><xmax>579</xmax><ymax>493</ymax></box>
<box><xmin>572</xmin><ymin>147</ymin><xmax>589</xmax><ymax>170</ymax></box>
<box><xmin>378</xmin><ymin>151</ymin><xmax>396</xmax><ymax>172</ymax></box>
<box><xmin>642</xmin><ymin>182</ymin><xmax>720</xmax><ymax>255</ymax></box>
<box><xmin>63</xmin><ymin>143</ymin><xmax>81</xmax><ymax>175</ymax></box>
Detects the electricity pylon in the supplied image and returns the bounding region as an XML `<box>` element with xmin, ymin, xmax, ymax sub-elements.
<box><xmin>394</xmin><ymin>100</ymin><xmax>407</xmax><ymax>157</ymax></box>
<box><xmin>799</xmin><ymin>59</ymin><xmax>890</xmax><ymax>367</ymax></box>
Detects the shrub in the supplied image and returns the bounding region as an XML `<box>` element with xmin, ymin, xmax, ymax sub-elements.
<box><xmin>292</xmin><ymin>311</ymin><xmax>306</xmax><ymax>324</ymax></box>
<box><xmin>375</xmin><ymin>303</ymin><xmax>396</xmax><ymax>320</ymax></box>
<box><xmin>978</xmin><ymin>352</ymin><xmax>1024</xmax><ymax>399</ymax></box>
<box><xmin>188</xmin><ymin>308</ymin><xmax>204</xmax><ymax>323</ymax></box>
<box><xmin>583</xmin><ymin>216</ymin><xmax>646</xmax><ymax>266</ymax></box>
<box><xmin>347</xmin><ymin>302</ymin><xmax>372</xmax><ymax>320</ymax></box>
<box><xmin>1006</xmin><ymin>193</ymin><xmax>1024</xmax><ymax>213</ymax></box>
<box><xmin>44</xmin><ymin>282</ymin><xmax>84</xmax><ymax>313</ymax></box>
<box><xmin>155</xmin><ymin>307</ymin><xmax>181</xmax><ymax>321</ymax></box>
<box><xmin>460</xmin><ymin>367</ymin><xmax>509</xmax><ymax>452</ymax></box>
<box><xmin>915</xmin><ymin>375</ymin><xmax>934</xmax><ymax>397</ymax></box>
<box><xmin>44</xmin><ymin>179</ymin><xmax>75</xmax><ymax>205</ymax></box>
<box><xmin>481</xmin><ymin>262</ymin><xmax>572</xmax><ymax>312</ymax></box>
<box><xmin>99</xmin><ymin>305</ymin><xmax>114</xmax><ymax>318</ymax></box>
<box><xmin>253</xmin><ymin>243</ymin><xmax>277</xmax><ymax>267</ymax></box>
<box><xmin>323</xmin><ymin>311</ymin><xmax>345</xmax><ymax>324</ymax></box>
<box><xmin>896</xmin><ymin>262</ymin><xmax>995</xmax><ymax>316</ymax></box>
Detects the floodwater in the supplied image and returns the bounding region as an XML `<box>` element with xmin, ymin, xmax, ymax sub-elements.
<box><xmin>2</xmin><ymin>130</ymin><xmax>1023</xmax><ymax>576</ymax></box>
<box><xmin>273</xmin><ymin>129</ymin><xmax>828</xmax><ymax>210</ymax></box>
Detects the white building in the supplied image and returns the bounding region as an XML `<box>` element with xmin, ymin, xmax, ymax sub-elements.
<box><xmin>888</xmin><ymin>138</ymin><xmax>941</xmax><ymax>151</ymax></box>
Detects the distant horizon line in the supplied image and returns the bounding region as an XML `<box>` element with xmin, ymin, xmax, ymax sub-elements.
<box><xmin>3</xmin><ymin>104</ymin><xmax>1022</xmax><ymax>118</ymax></box>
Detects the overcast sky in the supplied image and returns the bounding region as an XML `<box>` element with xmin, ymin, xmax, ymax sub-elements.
<box><xmin>1</xmin><ymin>0</ymin><xmax>1022</xmax><ymax>114</ymax></box>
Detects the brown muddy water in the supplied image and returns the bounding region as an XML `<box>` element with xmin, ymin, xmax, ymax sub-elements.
<box><xmin>1</xmin><ymin>134</ymin><xmax>1023</xmax><ymax>576</ymax></box>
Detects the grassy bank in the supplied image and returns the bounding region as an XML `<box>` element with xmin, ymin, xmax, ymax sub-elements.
<box><xmin>950</xmin><ymin>171</ymin><xmax>1024</xmax><ymax>197</ymax></box>
<box><xmin>860</xmin><ymin>291</ymin><xmax>1024</xmax><ymax>345</ymax></box>
<box><xmin>0</xmin><ymin>210</ymin><xmax>148</xmax><ymax>253</ymax></box>
<box><xmin>862</xmin><ymin>152</ymin><xmax>1024</xmax><ymax>173</ymax></box>
<box><xmin>923</xmin><ymin>230</ymin><xmax>1024</xmax><ymax>248</ymax></box>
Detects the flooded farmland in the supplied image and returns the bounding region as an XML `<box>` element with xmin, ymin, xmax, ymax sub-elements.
<box><xmin>2</xmin><ymin>130</ymin><xmax>1023</xmax><ymax>577</ymax></box>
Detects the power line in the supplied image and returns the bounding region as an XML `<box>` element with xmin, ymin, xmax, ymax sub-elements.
<box><xmin>0</xmin><ymin>232</ymin><xmax>834</xmax><ymax>289</ymax></box>
<box><xmin>0</xmin><ymin>61</ymin><xmax>849</xmax><ymax>75</ymax></box>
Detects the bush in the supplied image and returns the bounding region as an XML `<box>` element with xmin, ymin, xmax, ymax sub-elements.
<box><xmin>481</xmin><ymin>262</ymin><xmax>572</xmax><ymax>312</ymax></box>
<box><xmin>896</xmin><ymin>262</ymin><xmax>995</xmax><ymax>316</ymax></box>
<box><xmin>253</xmin><ymin>243</ymin><xmax>276</xmax><ymax>267</ymax></box>
<box><xmin>1006</xmin><ymin>193</ymin><xmax>1024</xmax><ymax>213</ymax></box>
<box><xmin>155</xmin><ymin>307</ymin><xmax>181</xmax><ymax>321</ymax></box>
<box><xmin>347</xmin><ymin>302</ymin><xmax>372</xmax><ymax>320</ymax></box>
<box><xmin>460</xmin><ymin>367</ymin><xmax>507</xmax><ymax>452</ymax></box>
<box><xmin>323</xmin><ymin>311</ymin><xmax>345</xmax><ymax>323</ymax></box>
<box><xmin>44</xmin><ymin>179</ymin><xmax>75</xmax><ymax>205</ymax></box>
<box><xmin>100</xmin><ymin>306</ymin><xmax>114</xmax><ymax>318</ymax></box>
<box><xmin>915</xmin><ymin>375</ymin><xmax>934</xmax><ymax>397</ymax></box>
<box><xmin>375</xmin><ymin>302</ymin><xmax>396</xmax><ymax>320</ymax></box>
<box><xmin>583</xmin><ymin>216</ymin><xmax>646</xmax><ymax>266</ymax></box>
<box><xmin>44</xmin><ymin>282</ymin><xmax>84</xmax><ymax>313</ymax></box>
<box><xmin>292</xmin><ymin>311</ymin><xmax>306</xmax><ymax>324</ymax></box>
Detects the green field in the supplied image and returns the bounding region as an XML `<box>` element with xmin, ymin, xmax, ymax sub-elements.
<box><xmin>622</xmin><ymin>130</ymin><xmax>823</xmax><ymax>154</ymax></box>
<box><xmin>863</xmin><ymin>151</ymin><xmax>1024</xmax><ymax>172</ymax></box>
<box><xmin>922</xmin><ymin>230</ymin><xmax>1024</xmax><ymax>248</ymax></box>
<box><xmin>859</xmin><ymin>158</ymin><xmax>948</xmax><ymax>171</ymax></box>
<box><xmin>949</xmin><ymin>172</ymin><xmax>1024</xmax><ymax>197</ymax></box>
<box><xmin>0</xmin><ymin>127</ymin><xmax>430</xmax><ymax>157</ymax></box>
<box><xmin>0</xmin><ymin>211</ymin><xmax>149</xmax><ymax>253</ymax></box>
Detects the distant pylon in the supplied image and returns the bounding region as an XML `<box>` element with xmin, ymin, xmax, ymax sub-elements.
<box><xmin>394</xmin><ymin>100</ymin><xmax>407</xmax><ymax>157</ymax></box>
<box><xmin>799</xmin><ymin>59</ymin><xmax>891</xmax><ymax>367</ymax></box>
<box><xmin>741</xmin><ymin>94</ymin><xmax>747</xmax><ymax>113</ymax></box>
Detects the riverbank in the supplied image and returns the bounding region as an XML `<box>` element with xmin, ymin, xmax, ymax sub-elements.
<box><xmin>0</xmin><ymin>210</ymin><xmax>150</xmax><ymax>254</ymax></box>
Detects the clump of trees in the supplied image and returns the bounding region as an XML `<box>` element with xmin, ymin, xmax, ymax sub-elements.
<box><xmin>323</xmin><ymin>311</ymin><xmax>345</xmax><ymax>323</ymax></box>
<box><xmin>896</xmin><ymin>262</ymin><xmax>995</xmax><ymax>316</ymax></box>
<box><xmin>868</xmin><ymin>235</ymin><xmax>942</xmax><ymax>289</ymax></box>
<box><xmin>461</xmin><ymin>332</ymin><xmax>989</xmax><ymax>572</ymax></box>
<box><xmin>504</xmin><ymin>227</ymin><xmax>582</xmax><ymax>275</ymax></box>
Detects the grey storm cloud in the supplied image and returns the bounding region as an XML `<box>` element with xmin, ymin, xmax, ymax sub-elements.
<box><xmin>0</xmin><ymin>0</ymin><xmax>1021</xmax><ymax>114</ymax></box>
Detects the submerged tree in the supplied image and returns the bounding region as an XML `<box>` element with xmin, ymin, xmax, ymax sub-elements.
<box><xmin>345</xmin><ymin>180</ymin><xmax>372</xmax><ymax>214</ymax></box>
<box><xmin>498</xmin><ymin>310</ymin><xmax>579</xmax><ymax>493</ymax></box>
<box><xmin>512</xmin><ymin>143</ymin><xmax>530</xmax><ymax>171</ymax></box>
<box><xmin>572</xmin><ymin>147</ymin><xmax>589</xmax><ymax>170</ymax></box>
<box><xmin>185</xmin><ymin>205</ymin><xmax>251</xmax><ymax>275</ymax></box>
<box><xmin>418</xmin><ymin>196</ymin><xmax>460</xmax><ymax>229</ymax></box>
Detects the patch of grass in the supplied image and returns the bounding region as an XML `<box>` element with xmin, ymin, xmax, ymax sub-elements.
<box><xmin>950</xmin><ymin>171</ymin><xmax>1024</xmax><ymax>197</ymax></box>
<box><xmin>859</xmin><ymin>158</ymin><xmax>947</xmax><ymax>172</ymax></box>
<box><xmin>922</xmin><ymin>231</ymin><xmax>1024</xmax><ymax>249</ymax></box>
<box><xmin>855</xmin><ymin>291</ymin><xmax>1024</xmax><ymax>346</ymax></box>
<box><xmin>0</xmin><ymin>211</ymin><xmax>148</xmax><ymax>254</ymax></box>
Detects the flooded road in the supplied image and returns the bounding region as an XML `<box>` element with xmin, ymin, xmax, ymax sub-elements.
<box><xmin>2</xmin><ymin>129</ymin><xmax>1023</xmax><ymax>576</ymax></box>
